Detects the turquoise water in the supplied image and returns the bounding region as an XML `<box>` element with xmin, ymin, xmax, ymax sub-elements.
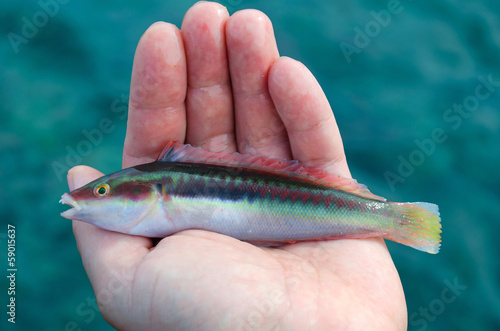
<box><xmin>1</xmin><ymin>0</ymin><xmax>499</xmax><ymax>330</ymax></box>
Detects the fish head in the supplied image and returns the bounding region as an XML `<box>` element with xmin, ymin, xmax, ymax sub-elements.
<box><xmin>59</xmin><ymin>169</ymin><xmax>160</xmax><ymax>233</ymax></box>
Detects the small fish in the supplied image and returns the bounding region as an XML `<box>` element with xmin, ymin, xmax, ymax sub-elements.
<box><xmin>60</xmin><ymin>141</ymin><xmax>442</xmax><ymax>253</ymax></box>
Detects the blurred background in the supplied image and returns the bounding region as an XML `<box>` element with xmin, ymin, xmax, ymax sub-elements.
<box><xmin>1</xmin><ymin>0</ymin><xmax>499</xmax><ymax>330</ymax></box>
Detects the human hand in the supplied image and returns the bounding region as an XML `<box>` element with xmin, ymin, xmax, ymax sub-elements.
<box><xmin>69</xmin><ymin>2</ymin><xmax>407</xmax><ymax>330</ymax></box>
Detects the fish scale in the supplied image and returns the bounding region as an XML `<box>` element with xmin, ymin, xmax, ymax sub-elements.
<box><xmin>113</xmin><ymin>163</ymin><xmax>396</xmax><ymax>241</ymax></box>
<box><xmin>60</xmin><ymin>141</ymin><xmax>442</xmax><ymax>253</ymax></box>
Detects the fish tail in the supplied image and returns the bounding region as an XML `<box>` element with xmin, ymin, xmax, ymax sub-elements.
<box><xmin>385</xmin><ymin>202</ymin><xmax>442</xmax><ymax>254</ymax></box>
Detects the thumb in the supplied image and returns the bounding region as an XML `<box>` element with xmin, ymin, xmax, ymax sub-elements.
<box><xmin>67</xmin><ymin>165</ymin><xmax>104</xmax><ymax>191</ymax></box>
<box><xmin>66</xmin><ymin>165</ymin><xmax>153</xmax><ymax>329</ymax></box>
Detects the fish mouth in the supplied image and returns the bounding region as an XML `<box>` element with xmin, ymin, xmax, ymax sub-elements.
<box><xmin>59</xmin><ymin>193</ymin><xmax>82</xmax><ymax>219</ymax></box>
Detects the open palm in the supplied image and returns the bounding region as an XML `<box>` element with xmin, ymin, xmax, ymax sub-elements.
<box><xmin>69</xmin><ymin>2</ymin><xmax>406</xmax><ymax>330</ymax></box>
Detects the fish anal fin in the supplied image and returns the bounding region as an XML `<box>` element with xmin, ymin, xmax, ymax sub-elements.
<box><xmin>247</xmin><ymin>233</ymin><xmax>386</xmax><ymax>247</ymax></box>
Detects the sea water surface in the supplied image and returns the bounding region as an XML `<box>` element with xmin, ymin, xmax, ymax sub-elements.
<box><xmin>1</xmin><ymin>0</ymin><xmax>499</xmax><ymax>330</ymax></box>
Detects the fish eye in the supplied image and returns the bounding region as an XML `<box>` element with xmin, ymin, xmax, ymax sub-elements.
<box><xmin>94</xmin><ymin>183</ymin><xmax>110</xmax><ymax>197</ymax></box>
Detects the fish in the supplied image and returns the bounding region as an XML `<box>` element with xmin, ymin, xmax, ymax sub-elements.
<box><xmin>60</xmin><ymin>141</ymin><xmax>442</xmax><ymax>253</ymax></box>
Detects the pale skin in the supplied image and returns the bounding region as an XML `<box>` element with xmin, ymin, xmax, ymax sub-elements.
<box><xmin>68</xmin><ymin>2</ymin><xmax>407</xmax><ymax>330</ymax></box>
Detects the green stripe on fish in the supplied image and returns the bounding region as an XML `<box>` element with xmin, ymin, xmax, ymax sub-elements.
<box><xmin>60</xmin><ymin>141</ymin><xmax>442</xmax><ymax>254</ymax></box>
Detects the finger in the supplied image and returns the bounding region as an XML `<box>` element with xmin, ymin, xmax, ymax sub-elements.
<box><xmin>226</xmin><ymin>10</ymin><xmax>290</xmax><ymax>158</ymax></box>
<box><xmin>123</xmin><ymin>22</ymin><xmax>187</xmax><ymax>168</ymax></box>
<box><xmin>268</xmin><ymin>57</ymin><xmax>351</xmax><ymax>177</ymax></box>
<box><xmin>181</xmin><ymin>2</ymin><xmax>236</xmax><ymax>152</ymax></box>
<box><xmin>68</xmin><ymin>166</ymin><xmax>152</xmax><ymax>320</ymax></box>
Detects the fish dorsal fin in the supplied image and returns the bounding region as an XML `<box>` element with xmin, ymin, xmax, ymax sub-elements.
<box><xmin>157</xmin><ymin>141</ymin><xmax>386</xmax><ymax>201</ymax></box>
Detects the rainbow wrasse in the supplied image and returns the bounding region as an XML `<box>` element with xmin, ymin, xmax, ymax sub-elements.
<box><xmin>60</xmin><ymin>141</ymin><xmax>442</xmax><ymax>253</ymax></box>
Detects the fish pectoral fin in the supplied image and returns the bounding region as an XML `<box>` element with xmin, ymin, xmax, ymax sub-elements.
<box><xmin>123</xmin><ymin>195</ymin><xmax>161</xmax><ymax>234</ymax></box>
